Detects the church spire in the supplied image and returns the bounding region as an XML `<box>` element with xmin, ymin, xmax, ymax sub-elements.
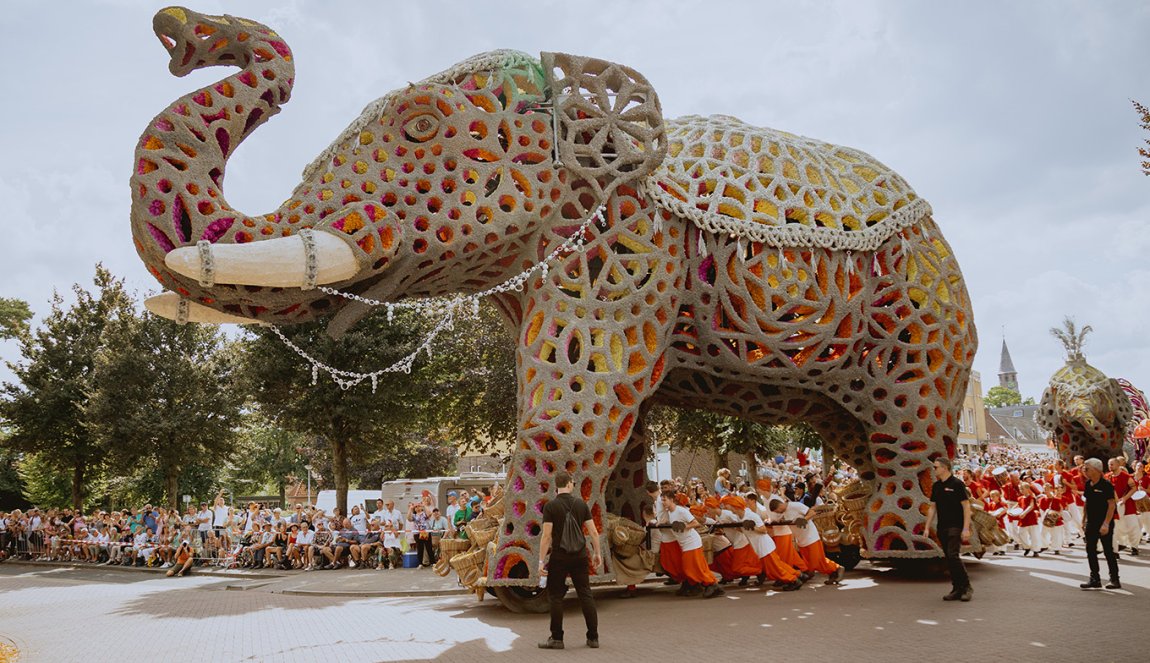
<box><xmin>998</xmin><ymin>337</ymin><xmax>1018</xmax><ymax>392</ymax></box>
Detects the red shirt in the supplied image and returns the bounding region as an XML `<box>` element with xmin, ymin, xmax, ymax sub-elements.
<box><xmin>984</xmin><ymin>498</ymin><xmax>1007</xmax><ymax>528</ymax></box>
<box><xmin>1108</xmin><ymin>471</ymin><xmax>1138</xmax><ymax>516</ymax></box>
<box><xmin>1037</xmin><ymin>496</ymin><xmax>1062</xmax><ymax>526</ymax></box>
<box><xmin>1016</xmin><ymin>495</ymin><xmax>1040</xmax><ymax>527</ymax></box>
<box><xmin>1002</xmin><ymin>482</ymin><xmax>1021</xmax><ymax>503</ymax></box>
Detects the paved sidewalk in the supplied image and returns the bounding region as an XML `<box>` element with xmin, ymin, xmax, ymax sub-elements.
<box><xmin>1</xmin><ymin>545</ymin><xmax>1148</xmax><ymax>662</ymax></box>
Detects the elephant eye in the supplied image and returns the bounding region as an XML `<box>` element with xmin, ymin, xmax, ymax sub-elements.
<box><xmin>403</xmin><ymin>114</ymin><xmax>440</xmax><ymax>143</ymax></box>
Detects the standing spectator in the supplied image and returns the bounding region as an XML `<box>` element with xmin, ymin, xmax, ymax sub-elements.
<box><xmin>1080</xmin><ymin>458</ymin><xmax>1120</xmax><ymax>589</ymax></box>
<box><xmin>411</xmin><ymin>503</ymin><xmax>433</xmax><ymax>567</ymax></box>
<box><xmin>196</xmin><ymin>502</ymin><xmax>212</xmax><ymax>544</ymax></box>
<box><xmin>428</xmin><ymin>508</ymin><xmax>449</xmax><ymax>559</ymax></box>
<box><xmin>444</xmin><ymin>492</ymin><xmax>460</xmax><ymax>526</ymax></box>
<box><xmin>212</xmin><ymin>495</ymin><xmax>232</xmax><ymax>547</ymax></box>
<box><xmin>925</xmin><ymin>457</ymin><xmax>973</xmax><ymax>602</ymax></box>
<box><xmin>538</xmin><ymin>471</ymin><xmax>601</xmax><ymax>650</ymax></box>
<box><xmin>713</xmin><ymin>469</ymin><xmax>732</xmax><ymax>497</ymax></box>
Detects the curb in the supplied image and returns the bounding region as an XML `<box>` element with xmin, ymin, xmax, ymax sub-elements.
<box><xmin>279</xmin><ymin>587</ymin><xmax>469</xmax><ymax>598</ymax></box>
<box><xmin>2</xmin><ymin>560</ymin><xmax>285</xmax><ymax>581</ymax></box>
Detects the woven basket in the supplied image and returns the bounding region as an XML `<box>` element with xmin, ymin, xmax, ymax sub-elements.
<box><xmin>810</xmin><ymin>505</ymin><xmax>839</xmax><ymax>533</ymax></box>
<box><xmin>451</xmin><ymin>546</ymin><xmax>486</xmax><ymax>588</ymax></box>
<box><xmin>820</xmin><ymin>528</ymin><xmax>842</xmax><ymax>548</ymax></box>
<box><xmin>841</xmin><ymin>495</ymin><xmax>869</xmax><ymax>514</ymax></box>
<box><xmin>438</xmin><ymin>537</ymin><xmax>473</xmax><ymax>567</ymax></box>
<box><xmin>466</xmin><ymin>523</ymin><xmax>498</xmax><ymax>549</ymax></box>
<box><xmin>483</xmin><ymin>498</ymin><xmax>505</xmax><ymax>520</ymax></box>
<box><xmin>470</xmin><ymin>515</ymin><xmax>497</xmax><ymax>531</ymax></box>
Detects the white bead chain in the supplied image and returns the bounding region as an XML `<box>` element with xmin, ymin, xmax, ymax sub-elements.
<box><xmin>276</xmin><ymin>204</ymin><xmax>606</xmax><ymax>391</ymax></box>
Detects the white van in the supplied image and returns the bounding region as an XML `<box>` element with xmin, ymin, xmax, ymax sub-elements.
<box><xmin>314</xmin><ymin>489</ymin><xmax>383</xmax><ymax>517</ymax></box>
<box><xmin>313</xmin><ymin>473</ymin><xmax>505</xmax><ymax>517</ymax></box>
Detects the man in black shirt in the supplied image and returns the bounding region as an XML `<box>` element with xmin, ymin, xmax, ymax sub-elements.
<box><xmin>538</xmin><ymin>471</ymin><xmax>603</xmax><ymax>650</ymax></box>
<box><xmin>1079</xmin><ymin>458</ymin><xmax>1120</xmax><ymax>589</ymax></box>
<box><xmin>925</xmin><ymin>456</ymin><xmax>973</xmax><ymax>602</ymax></box>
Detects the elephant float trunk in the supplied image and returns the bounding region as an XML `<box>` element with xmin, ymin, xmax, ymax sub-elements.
<box><xmin>131</xmin><ymin>7</ymin><xmax>363</xmax><ymax>324</ymax></box>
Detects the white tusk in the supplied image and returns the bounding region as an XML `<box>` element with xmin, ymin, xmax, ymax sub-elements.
<box><xmin>144</xmin><ymin>293</ymin><xmax>260</xmax><ymax>325</ymax></box>
<box><xmin>164</xmin><ymin>232</ymin><xmax>359</xmax><ymax>288</ymax></box>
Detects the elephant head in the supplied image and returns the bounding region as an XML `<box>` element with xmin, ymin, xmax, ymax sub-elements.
<box><xmin>132</xmin><ymin>7</ymin><xmax>666</xmax><ymax>332</ymax></box>
<box><xmin>1037</xmin><ymin>359</ymin><xmax>1134</xmax><ymax>462</ymax></box>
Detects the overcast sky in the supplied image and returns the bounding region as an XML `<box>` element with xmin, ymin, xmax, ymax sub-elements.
<box><xmin>2</xmin><ymin>0</ymin><xmax>1148</xmax><ymax>402</ymax></box>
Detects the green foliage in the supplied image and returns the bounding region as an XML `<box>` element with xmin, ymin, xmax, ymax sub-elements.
<box><xmin>985</xmin><ymin>386</ymin><xmax>1023</xmax><ymax>408</ymax></box>
<box><xmin>651</xmin><ymin>405</ymin><xmax>822</xmax><ymax>457</ymax></box>
<box><xmin>0</xmin><ymin>444</ymin><xmax>31</xmax><ymax>510</ymax></box>
<box><xmin>422</xmin><ymin>302</ymin><xmax>517</xmax><ymax>454</ymax></box>
<box><xmin>86</xmin><ymin>310</ymin><xmax>241</xmax><ymax>510</ymax></box>
<box><xmin>0</xmin><ymin>298</ymin><xmax>32</xmax><ymax>340</ymax></box>
<box><xmin>18</xmin><ymin>452</ymin><xmax>107</xmax><ymax>511</ymax></box>
<box><xmin>238</xmin><ymin>309</ymin><xmax>439</xmax><ymax>515</ymax></box>
<box><xmin>224</xmin><ymin>413</ymin><xmax>310</xmax><ymax>503</ymax></box>
<box><xmin>1</xmin><ymin>265</ymin><xmax>132</xmax><ymax>509</ymax></box>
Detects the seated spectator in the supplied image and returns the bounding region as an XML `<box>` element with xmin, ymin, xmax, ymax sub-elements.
<box><xmin>350</xmin><ymin>521</ymin><xmax>381</xmax><ymax>568</ymax></box>
<box><xmin>166</xmin><ymin>537</ymin><xmax>195</xmax><ymax>577</ymax></box>
<box><xmin>309</xmin><ymin>521</ymin><xmax>334</xmax><ymax>571</ymax></box>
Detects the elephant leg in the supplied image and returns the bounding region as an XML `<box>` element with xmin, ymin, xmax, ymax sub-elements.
<box><xmin>857</xmin><ymin>386</ymin><xmax>960</xmax><ymax>557</ymax></box>
<box><xmin>605</xmin><ymin>402</ymin><xmax>654</xmax><ymax>523</ymax></box>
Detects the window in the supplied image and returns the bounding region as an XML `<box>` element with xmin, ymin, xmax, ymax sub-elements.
<box><xmin>1012</xmin><ymin>409</ymin><xmax>1023</xmax><ymax>418</ymax></box>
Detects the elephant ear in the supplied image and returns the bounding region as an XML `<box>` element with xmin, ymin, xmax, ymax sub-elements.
<box><xmin>1109</xmin><ymin>378</ymin><xmax>1135</xmax><ymax>427</ymax></box>
<box><xmin>542</xmin><ymin>52</ymin><xmax>666</xmax><ymax>201</ymax></box>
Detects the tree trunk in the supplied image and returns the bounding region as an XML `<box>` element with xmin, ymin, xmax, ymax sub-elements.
<box><xmin>165</xmin><ymin>465</ymin><xmax>180</xmax><ymax>512</ymax></box>
<box><xmin>71</xmin><ymin>462</ymin><xmax>84</xmax><ymax>511</ymax></box>
<box><xmin>331</xmin><ymin>437</ymin><xmax>348</xmax><ymax>517</ymax></box>
<box><xmin>278</xmin><ymin>479</ymin><xmax>286</xmax><ymax>510</ymax></box>
<box><xmin>745</xmin><ymin>451</ymin><xmax>759</xmax><ymax>489</ymax></box>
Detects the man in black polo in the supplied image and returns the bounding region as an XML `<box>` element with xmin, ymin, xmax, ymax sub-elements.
<box><xmin>538</xmin><ymin>471</ymin><xmax>603</xmax><ymax>650</ymax></box>
<box><xmin>924</xmin><ymin>456</ymin><xmax>973</xmax><ymax>602</ymax></box>
<box><xmin>1079</xmin><ymin>458</ymin><xmax>1120</xmax><ymax>589</ymax></box>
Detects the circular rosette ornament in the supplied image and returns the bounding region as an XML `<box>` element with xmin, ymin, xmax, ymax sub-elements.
<box><xmin>543</xmin><ymin>52</ymin><xmax>666</xmax><ymax>201</ymax></box>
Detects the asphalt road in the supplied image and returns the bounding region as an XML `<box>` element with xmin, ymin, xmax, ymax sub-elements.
<box><xmin>1</xmin><ymin>544</ymin><xmax>1147</xmax><ymax>662</ymax></box>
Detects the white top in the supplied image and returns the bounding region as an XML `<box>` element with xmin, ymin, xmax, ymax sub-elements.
<box><xmin>197</xmin><ymin>509</ymin><xmax>212</xmax><ymax>532</ymax></box>
<box><xmin>705</xmin><ymin>516</ymin><xmax>731</xmax><ymax>552</ymax></box>
<box><xmin>717</xmin><ymin>510</ymin><xmax>749</xmax><ymax>549</ymax></box>
<box><xmin>212</xmin><ymin>506</ymin><xmax>231</xmax><ymax>528</ymax></box>
<box><xmin>661</xmin><ymin>505</ymin><xmax>703</xmax><ymax>552</ymax></box>
<box><xmin>374</xmin><ymin>508</ymin><xmax>404</xmax><ymax>529</ymax></box>
<box><xmin>445</xmin><ymin>504</ymin><xmax>460</xmax><ymax>525</ymax></box>
<box><xmin>767</xmin><ymin>508</ymin><xmax>791</xmax><ymax>537</ymax></box>
<box><xmin>652</xmin><ymin>499</ymin><xmax>673</xmax><ymax>544</ymax></box>
<box><xmin>742</xmin><ymin>509</ymin><xmax>776</xmax><ymax>558</ymax></box>
<box><xmin>350</xmin><ymin>512</ymin><xmax>368</xmax><ymax>534</ymax></box>
<box><xmin>783</xmin><ymin>501</ymin><xmax>819</xmax><ymax>547</ymax></box>
<box><xmin>295</xmin><ymin>529</ymin><xmax>315</xmax><ymax>546</ymax></box>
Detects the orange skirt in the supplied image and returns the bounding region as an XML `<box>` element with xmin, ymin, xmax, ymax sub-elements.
<box><xmin>729</xmin><ymin>545</ymin><xmax>764</xmax><ymax>578</ymax></box>
<box><xmin>772</xmin><ymin>533</ymin><xmax>807</xmax><ymax>572</ymax></box>
<box><xmin>799</xmin><ymin>540</ymin><xmax>840</xmax><ymax>576</ymax></box>
<box><xmin>660</xmin><ymin>540</ymin><xmax>684</xmax><ymax>582</ymax></box>
<box><xmin>710</xmin><ymin>547</ymin><xmax>737</xmax><ymax>581</ymax></box>
<box><xmin>681</xmin><ymin>547</ymin><xmax>716</xmax><ymax>586</ymax></box>
<box><xmin>761</xmin><ymin>551</ymin><xmax>800</xmax><ymax>583</ymax></box>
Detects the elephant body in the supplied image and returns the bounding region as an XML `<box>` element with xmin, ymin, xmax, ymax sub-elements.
<box><xmin>1117</xmin><ymin>378</ymin><xmax>1149</xmax><ymax>461</ymax></box>
<box><xmin>1037</xmin><ymin>360</ymin><xmax>1134</xmax><ymax>462</ymax></box>
<box><xmin>130</xmin><ymin>8</ymin><xmax>978</xmax><ymax>595</ymax></box>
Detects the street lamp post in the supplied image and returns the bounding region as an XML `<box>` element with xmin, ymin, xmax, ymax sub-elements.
<box><xmin>304</xmin><ymin>464</ymin><xmax>313</xmax><ymax>507</ymax></box>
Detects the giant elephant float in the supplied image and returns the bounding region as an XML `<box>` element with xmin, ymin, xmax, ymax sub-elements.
<box><xmin>1036</xmin><ymin>346</ymin><xmax>1133</xmax><ymax>464</ymax></box>
<box><xmin>131</xmin><ymin>7</ymin><xmax>978</xmax><ymax>610</ymax></box>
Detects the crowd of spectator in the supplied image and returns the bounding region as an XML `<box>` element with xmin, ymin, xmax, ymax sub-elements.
<box><xmin>0</xmin><ymin>486</ymin><xmax>501</xmax><ymax>576</ymax></box>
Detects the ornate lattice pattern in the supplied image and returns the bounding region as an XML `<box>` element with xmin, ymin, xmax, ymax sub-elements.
<box><xmin>129</xmin><ymin>7</ymin><xmax>979</xmax><ymax>589</ymax></box>
<box><xmin>1037</xmin><ymin>359</ymin><xmax>1134</xmax><ymax>462</ymax></box>
<box><xmin>1117</xmin><ymin>378</ymin><xmax>1149</xmax><ymax>461</ymax></box>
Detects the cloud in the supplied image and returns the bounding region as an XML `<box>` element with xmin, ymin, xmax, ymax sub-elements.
<box><xmin>1</xmin><ymin>0</ymin><xmax>1148</xmax><ymax>405</ymax></box>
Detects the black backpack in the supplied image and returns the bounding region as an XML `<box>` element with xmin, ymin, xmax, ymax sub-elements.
<box><xmin>558</xmin><ymin>500</ymin><xmax>587</xmax><ymax>555</ymax></box>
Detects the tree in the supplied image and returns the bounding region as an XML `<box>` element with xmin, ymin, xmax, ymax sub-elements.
<box><xmin>985</xmin><ymin>386</ymin><xmax>1022</xmax><ymax>408</ymax></box>
<box><xmin>1050</xmin><ymin>315</ymin><xmax>1092</xmax><ymax>362</ymax></box>
<box><xmin>227</xmin><ymin>413</ymin><xmax>310</xmax><ymax>506</ymax></box>
<box><xmin>1135</xmin><ymin>100</ymin><xmax>1150</xmax><ymax>176</ymax></box>
<box><xmin>0</xmin><ymin>298</ymin><xmax>32</xmax><ymax>340</ymax></box>
<box><xmin>1</xmin><ymin>265</ymin><xmax>131</xmax><ymax>510</ymax></box>
<box><xmin>653</xmin><ymin>405</ymin><xmax>822</xmax><ymax>486</ymax></box>
<box><xmin>421</xmin><ymin>301</ymin><xmax>517</xmax><ymax>454</ymax></box>
<box><xmin>0</xmin><ymin>427</ymin><xmax>30</xmax><ymax>510</ymax></box>
<box><xmin>238</xmin><ymin>308</ymin><xmax>438</xmax><ymax>516</ymax></box>
<box><xmin>86</xmin><ymin>310</ymin><xmax>241</xmax><ymax>511</ymax></box>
